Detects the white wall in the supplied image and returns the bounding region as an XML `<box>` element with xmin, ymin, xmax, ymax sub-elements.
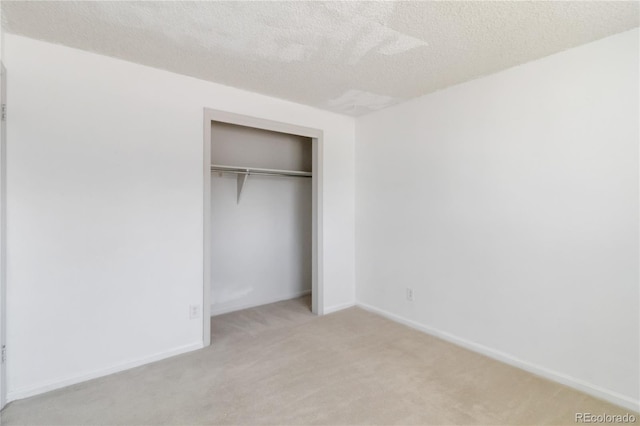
<box><xmin>210</xmin><ymin>175</ymin><xmax>312</xmax><ymax>315</ymax></box>
<box><xmin>210</xmin><ymin>123</ymin><xmax>312</xmax><ymax>315</ymax></box>
<box><xmin>4</xmin><ymin>34</ymin><xmax>355</xmax><ymax>400</ymax></box>
<box><xmin>356</xmin><ymin>28</ymin><xmax>639</xmax><ymax>410</ymax></box>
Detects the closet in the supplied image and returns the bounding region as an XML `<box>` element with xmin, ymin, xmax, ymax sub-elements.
<box><xmin>209</xmin><ymin>121</ymin><xmax>313</xmax><ymax>318</ymax></box>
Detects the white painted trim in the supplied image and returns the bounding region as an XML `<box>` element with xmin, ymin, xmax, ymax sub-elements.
<box><xmin>311</xmin><ymin>136</ymin><xmax>324</xmax><ymax>315</ymax></box>
<box><xmin>203</xmin><ymin>108</ymin><xmax>325</xmax><ymax>336</ymax></box>
<box><xmin>324</xmin><ymin>301</ymin><xmax>355</xmax><ymax>315</ymax></box>
<box><xmin>6</xmin><ymin>342</ymin><xmax>203</xmax><ymax>403</ymax></box>
<box><xmin>0</xmin><ymin>63</ymin><xmax>6</xmax><ymax>411</ymax></box>
<box><xmin>210</xmin><ymin>290</ymin><xmax>311</xmax><ymax>317</ymax></box>
<box><xmin>203</xmin><ymin>109</ymin><xmax>322</xmax><ymax>140</ymax></box>
<box><xmin>356</xmin><ymin>302</ymin><xmax>640</xmax><ymax>413</ymax></box>
<box><xmin>202</xmin><ymin>110</ymin><xmax>212</xmax><ymax>347</ymax></box>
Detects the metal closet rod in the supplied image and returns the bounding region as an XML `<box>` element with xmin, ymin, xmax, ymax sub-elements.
<box><xmin>210</xmin><ymin>165</ymin><xmax>312</xmax><ymax>178</ymax></box>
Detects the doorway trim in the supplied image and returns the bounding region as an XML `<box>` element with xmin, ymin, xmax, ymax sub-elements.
<box><xmin>202</xmin><ymin>108</ymin><xmax>324</xmax><ymax>346</ymax></box>
<box><xmin>0</xmin><ymin>63</ymin><xmax>7</xmax><ymax>410</ymax></box>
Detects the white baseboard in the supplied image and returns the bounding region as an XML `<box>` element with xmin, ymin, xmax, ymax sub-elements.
<box><xmin>7</xmin><ymin>342</ymin><xmax>203</xmax><ymax>402</ymax></box>
<box><xmin>356</xmin><ymin>301</ymin><xmax>640</xmax><ymax>413</ymax></box>
<box><xmin>210</xmin><ymin>289</ymin><xmax>311</xmax><ymax>317</ymax></box>
<box><xmin>323</xmin><ymin>301</ymin><xmax>355</xmax><ymax>315</ymax></box>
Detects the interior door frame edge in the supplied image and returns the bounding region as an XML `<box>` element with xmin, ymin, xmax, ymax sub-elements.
<box><xmin>0</xmin><ymin>62</ymin><xmax>7</xmax><ymax>410</ymax></box>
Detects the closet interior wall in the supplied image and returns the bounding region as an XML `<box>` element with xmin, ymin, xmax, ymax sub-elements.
<box><xmin>210</xmin><ymin>122</ymin><xmax>312</xmax><ymax>316</ymax></box>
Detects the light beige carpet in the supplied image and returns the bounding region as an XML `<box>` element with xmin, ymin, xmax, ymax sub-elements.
<box><xmin>1</xmin><ymin>296</ymin><xmax>635</xmax><ymax>425</ymax></box>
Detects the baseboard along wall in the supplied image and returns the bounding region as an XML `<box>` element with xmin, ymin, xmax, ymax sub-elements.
<box><xmin>210</xmin><ymin>290</ymin><xmax>311</xmax><ymax>317</ymax></box>
<box><xmin>10</xmin><ymin>299</ymin><xmax>635</xmax><ymax>412</ymax></box>
<box><xmin>7</xmin><ymin>342</ymin><xmax>203</xmax><ymax>403</ymax></box>
<box><xmin>356</xmin><ymin>301</ymin><xmax>639</xmax><ymax>413</ymax></box>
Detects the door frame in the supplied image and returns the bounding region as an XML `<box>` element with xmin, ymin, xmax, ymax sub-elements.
<box><xmin>0</xmin><ymin>63</ymin><xmax>7</xmax><ymax>410</ymax></box>
<box><xmin>202</xmin><ymin>108</ymin><xmax>324</xmax><ymax>346</ymax></box>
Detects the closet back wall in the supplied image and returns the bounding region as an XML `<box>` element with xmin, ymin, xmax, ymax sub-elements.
<box><xmin>210</xmin><ymin>123</ymin><xmax>312</xmax><ymax>315</ymax></box>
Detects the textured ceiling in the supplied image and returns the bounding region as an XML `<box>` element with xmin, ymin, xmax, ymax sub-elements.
<box><xmin>2</xmin><ymin>1</ymin><xmax>639</xmax><ymax>116</ymax></box>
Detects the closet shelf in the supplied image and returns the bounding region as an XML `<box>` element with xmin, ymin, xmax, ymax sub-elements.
<box><xmin>210</xmin><ymin>164</ymin><xmax>312</xmax><ymax>178</ymax></box>
<box><xmin>210</xmin><ymin>165</ymin><xmax>312</xmax><ymax>203</ymax></box>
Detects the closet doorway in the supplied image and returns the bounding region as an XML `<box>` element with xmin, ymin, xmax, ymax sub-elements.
<box><xmin>202</xmin><ymin>109</ymin><xmax>324</xmax><ymax>346</ymax></box>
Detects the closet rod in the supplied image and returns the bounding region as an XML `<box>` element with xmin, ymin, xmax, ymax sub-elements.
<box><xmin>210</xmin><ymin>165</ymin><xmax>312</xmax><ymax>178</ymax></box>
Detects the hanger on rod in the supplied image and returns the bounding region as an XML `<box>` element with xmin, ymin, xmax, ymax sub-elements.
<box><xmin>210</xmin><ymin>164</ymin><xmax>312</xmax><ymax>203</ymax></box>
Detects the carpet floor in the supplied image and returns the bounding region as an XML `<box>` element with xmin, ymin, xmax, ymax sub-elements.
<box><xmin>1</xmin><ymin>296</ymin><xmax>634</xmax><ymax>425</ymax></box>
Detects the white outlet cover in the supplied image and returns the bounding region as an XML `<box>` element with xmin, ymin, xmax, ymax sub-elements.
<box><xmin>406</xmin><ymin>288</ymin><xmax>414</xmax><ymax>301</ymax></box>
<box><xmin>189</xmin><ymin>305</ymin><xmax>200</xmax><ymax>319</ymax></box>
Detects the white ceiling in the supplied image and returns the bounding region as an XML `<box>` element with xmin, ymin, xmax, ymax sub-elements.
<box><xmin>2</xmin><ymin>1</ymin><xmax>638</xmax><ymax>116</ymax></box>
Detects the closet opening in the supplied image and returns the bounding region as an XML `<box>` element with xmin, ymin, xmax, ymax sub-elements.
<box><xmin>202</xmin><ymin>109</ymin><xmax>324</xmax><ymax>346</ymax></box>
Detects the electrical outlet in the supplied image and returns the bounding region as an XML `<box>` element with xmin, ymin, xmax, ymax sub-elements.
<box><xmin>189</xmin><ymin>304</ymin><xmax>200</xmax><ymax>319</ymax></box>
<box><xmin>406</xmin><ymin>288</ymin><xmax>414</xmax><ymax>302</ymax></box>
